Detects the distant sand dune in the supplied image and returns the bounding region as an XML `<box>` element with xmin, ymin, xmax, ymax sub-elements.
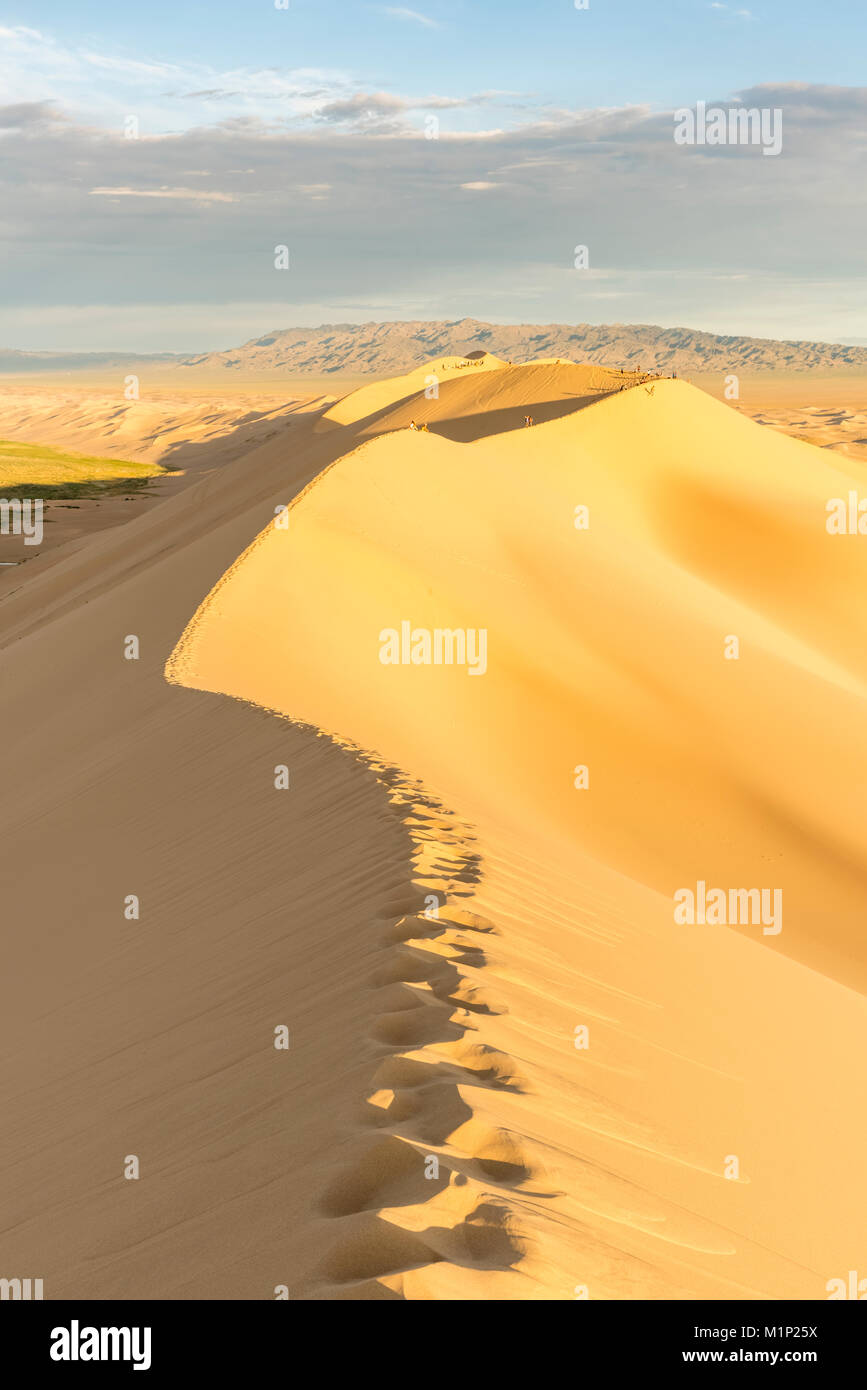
<box><xmin>0</xmin><ymin>386</ymin><xmax>330</xmax><ymax>468</ymax></box>
<box><xmin>0</xmin><ymin>387</ymin><xmax>332</xmax><ymax>560</ymax></box>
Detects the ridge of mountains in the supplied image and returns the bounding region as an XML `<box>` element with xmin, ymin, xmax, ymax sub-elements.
<box><xmin>3</xmin><ymin>320</ymin><xmax>867</xmax><ymax>376</ymax></box>
<box><xmin>177</xmin><ymin>319</ymin><xmax>867</xmax><ymax>375</ymax></box>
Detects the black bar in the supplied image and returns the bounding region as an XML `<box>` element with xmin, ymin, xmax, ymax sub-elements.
<box><xmin>2</xmin><ymin>1299</ymin><xmax>862</xmax><ymax>1375</ymax></box>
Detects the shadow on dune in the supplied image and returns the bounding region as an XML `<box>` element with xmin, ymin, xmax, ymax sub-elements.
<box><xmin>151</xmin><ymin>397</ymin><xmax>336</xmax><ymax>475</ymax></box>
<box><xmin>350</xmin><ymin>373</ymin><xmax>652</xmax><ymax>444</ymax></box>
<box><xmin>419</xmin><ymin>392</ymin><xmax>609</xmax><ymax>442</ymax></box>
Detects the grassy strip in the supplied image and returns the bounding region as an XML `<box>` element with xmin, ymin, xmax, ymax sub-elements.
<box><xmin>0</xmin><ymin>440</ymin><xmax>165</xmax><ymax>500</ymax></box>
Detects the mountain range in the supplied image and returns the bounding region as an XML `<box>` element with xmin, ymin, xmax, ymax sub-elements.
<box><xmin>177</xmin><ymin>319</ymin><xmax>867</xmax><ymax>375</ymax></box>
<box><xmin>3</xmin><ymin>320</ymin><xmax>867</xmax><ymax>376</ymax></box>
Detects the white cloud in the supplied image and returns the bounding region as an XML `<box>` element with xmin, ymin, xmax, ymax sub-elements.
<box><xmin>0</xmin><ymin>25</ymin><xmax>44</xmax><ymax>41</ymax></box>
<box><xmin>1</xmin><ymin>81</ymin><xmax>866</xmax><ymax>347</ymax></box>
<box><xmin>0</xmin><ymin>23</ymin><xmax>356</xmax><ymax>133</ymax></box>
<box><xmin>89</xmin><ymin>186</ymin><xmax>238</xmax><ymax>203</ymax></box>
<box><xmin>382</xmin><ymin>8</ymin><xmax>439</xmax><ymax>28</ymax></box>
<box><xmin>709</xmin><ymin>3</ymin><xmax>755</xmax><ymax>16</ymax></box>
<box><xmin>0</xmin><ymin>22</ymin><xmax>510</xmax><ymax>140</ymax></box>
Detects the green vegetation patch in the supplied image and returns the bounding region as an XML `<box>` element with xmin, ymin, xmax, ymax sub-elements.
<box><xmin>0</xmin><ymin>440</ymin><xmax>165</xmax><ymax>499</ymax></box>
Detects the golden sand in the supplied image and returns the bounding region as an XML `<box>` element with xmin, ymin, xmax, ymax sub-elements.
<box><xmin>1</xmin><ymin>358</ymin><xmax>864</xmax><ymax>1298</ymax></box>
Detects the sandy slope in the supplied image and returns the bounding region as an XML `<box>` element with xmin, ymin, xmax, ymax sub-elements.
<box><xmin>318</xmin><ymin>353</ymin><xmax>508</xmax><ymax>428</ymax></box>
<box><xmin>173</xmin><ymin>379</ymin><xmax>867</xmax><ymax>986</ymax></box>
<box><xmin>0</xmin><ymin>385</ymin><xmax>331</xmax><ymax>467</ymax></box>
<box><xmin>167</xmin><ymin>368</ymin><xmax>866</xmax><ymax>1297</ymax></box>
<box><xmin>0</xmin><ymin>401</ymin><xmax>427</xmax><ymax>1298</ymax></box>
<box><xmin>353</xmin><ymin>360</ymin><xmax>643</xmax><ymax>441</ymax></box>
<box><xmin>692</xmin><ymin>375</ymin><xmax>867</xmax><ymax>467</ymax></box>
<box><xmin>745</xmin><ymin>401</ymin><xmax>867</xmax><ymax>466</ymax></box>
<box><xmin>0</xmin><ymin>387</ymin><xmax>330</xmax><ymax>561</ymax></box>
<box><xmin>1</xmin><ymin>361</ymin><xmax>865</xmax><ymax>1300</ymax></box>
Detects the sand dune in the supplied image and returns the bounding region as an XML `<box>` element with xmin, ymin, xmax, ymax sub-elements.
<box><xmin>0</xmin><ymin>385</ymin><xmax>329</xmax><ymax>467</ymax></box>
<box><xmin>354</xmin><ymin>360</ymin><xmax>643</xmax><ymax>441</ymax></box>
<box><xmin>1</xmin><ymin>360</ymin><xmax>865</xmax><ymax>1299</ymax></box>
<box><xmin>318</xmin><ymin>353</ymin><xmax>508</xmax><ymax>429</ymax></box>
<box><xmin>167</xmin><ymin>366</ymin><xmax>866</xmax><ymax>1296</ymax></box>
<box><xmin>0</xmin><ymin>385</ymin><xmax>330</xmax><ymax>561</ymax></box>
<box><xmin>746</xmin><ymin>402</ymin><xmax>867</xmax><ymax>465</ymax></box>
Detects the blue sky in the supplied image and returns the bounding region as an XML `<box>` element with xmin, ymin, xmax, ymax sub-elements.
<box><xmin>1</xmin><ymin>1</ymin><xmax>866</xmax><ymax>350</ymax></box>
<box><xmin>6</xmin><ymin>1</ymin><xmax>866</xmax><ymax>118</ymax></box>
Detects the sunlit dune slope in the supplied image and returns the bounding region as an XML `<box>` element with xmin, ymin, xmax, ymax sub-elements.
<box><xmin>317</xmin><ymin>352</ymin><xmax>508</xmax><ymax>428</ymax></box>
<box><xmin>167</xmin><ymin>363</ymin><xmax>867</xmax><ymax>1299</ymax></box>
<box><xmin>360</xmin><ymin>360</ymin><xmax>639</xmax><ymax>441</ymax></box>
<box><xmin>318</xmin><ymin>353</ymin><xmax>641</xmax><ymax>440</ymax></box>
<box><xmin>171</xmin><ymin>376</ymin><xmax>867</xmax><ymax>989</ymax></box>
<box><xmin>5</xmin><ymin>355</ymin><xmax>864</xmax><ymax>1303</ymax></box>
